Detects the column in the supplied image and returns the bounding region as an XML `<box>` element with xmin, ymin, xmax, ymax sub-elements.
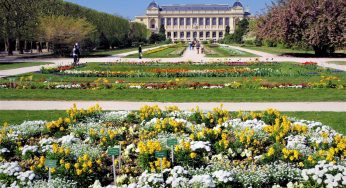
<box><xmin>178</xmin><ymin>17</ymin><xmax>180</xmax><ymax>29</ymax></box>
<box><xmin>203</xmin><ymin>17</ymin><xmax>206</xmax><ymax>29</ymax></box>
<box><xmin>216</xmin><ymin>17</ymin><xmax>219</xmax><ymax>28</ymax></box>
<box><xmin>230</xmin><ymin>17</ymin><xmax>234</xmax><ymax>33</ymax></box>
<box><xmin>203</xmin><ymin>31</ymin><xmax>206</xmax><ymax>41</ymax></box>
<box><xmin>223</xmin><ymin>17</ymin><xmax>225</xmax><ymax>29</ymax></box>
<box><xmin>184</xmin><ymin>17</ymin><xmax>187</xmax><ymax>29</ymax></box>
<box><xmin>165</xmin><ymin>18</ymin><xmax>167</xmax><ymax>27</ymax></box>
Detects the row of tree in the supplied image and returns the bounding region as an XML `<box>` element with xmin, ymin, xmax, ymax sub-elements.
<box><xmin>221</xmin><ymin>0</ymin><xmax>345</xmax><ymax>56</ymax></box>
<box><xmin>0</xmin><ymin>0</ymin><xmax>150</xmax><ymax>56</ymax></box>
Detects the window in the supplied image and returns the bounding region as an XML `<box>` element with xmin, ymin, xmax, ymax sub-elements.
<box><xmin>206</xmin><ymin>32</ymin><xmax>210</xmax><ymax>38</ymax></box>
<box><xmin>205</xmin><ymin>18</ymin><xmax>210</xmax><ymax>25</ymax></box>
<box><xmin>173</xmin><ymin>18</ymin><xmax>178</xmax><ymax>26</ymax></box>
<box><xmin>212</xmin><ymin>32</ymin><xmax>216</xmax><ymax>38</ymax></box>
<box><xmin>187</xmin><ymin>32</ymin><xmax>191</xmax><ymax>38</ymax></box>
<box><xmin>219</xmin><ymin>32</ymin><xmax>223</xmax><ymax>38</ymax></box>
<box><xmin>180</xmin><ymin>18</ymin><xmax>184</xmax><ymax>25</ymax></box>
<box><xmin>193</xmin><ymin>32</ymin><xmax>197</xmax><ymax>38</ymax></box>
<box><xmin>186</xmin><ymin>18</ymin><xmax>191</xmax><ymax>25</ymax></box>
<box><xmin>174</xmin><ymin>32</ymin><xmax>177</xmax><ymax>38</ymax></box>
<box><xmin>193</xmin><ymin>18</ymin><xmax>197</xmax><ymax>25</ymax></box>
<box><xmin>167</xmin><ymin>32</ymin><xmax>171</xmax><ymax>38</ymax></box>
<box><xmin>219</xmin><ymin>18</ymin><xmax>223</xmax><ymax>25</ymax></box>
<box><xmin>199</xmin><ymin>32</ymin><xmax>204</xmax><ymax>38</ymax></box>
<box><xmin>212</xmin><ymin>18</ymin><xmax>217</xmax><ymax>25</ymax></box>
<box><xmin>167</xmin><ymin>18</ymin><xmax>171</xmax><ymax>25</ymax></box>
<box><xmin>180</xmin><ymin>32</ymin><xmax>184</xmax><ymax>38</ymax></box>
<box><xmin>140</xmin><ymin>19</ymin><xmax>143</xmax><ymax>21</ymax></box>
<box><xmin>199</xmin><ymin>18</ymin><xmax>204</xmax><ymax>25</ymax></box>
<box><xmin>225</xmin><ymin>18</ymin><xmax>230</xmax><ymax>26</ymax></box>
<box><xmin>161</xmin><ymin>18</ymin><xmax>165</xmax><ymax>25</ymax></box>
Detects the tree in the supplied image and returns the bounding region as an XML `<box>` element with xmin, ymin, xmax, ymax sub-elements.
<box><xmin>232</xmin><ymin>19</ymin><xmax>249</xmax><ymax>43</ymax></box>
<box><xmin>0</xmin><ymin>0</ymin><xmax>41</xmax><ymax>55</ymax></box>
<box><xmin>256</xmin><ymin>0</ymin><xmax>345</xmax><ymax>56</ymax></box>
<box><xmin>225</xmin><ymin>25</ymin><xmax>230</xmax><ymax>35</ymax></box>
<box><xmin>98</xmin><ymin>32</ymin><xmax>110</xmax><ymax>50</ymax></box>
<box><xmin>158</xmin><ymin>24</ymin><xmax>166</xmax><ymax>41</ymax></box>
<box><xmin>37</xmin><ymin>15</ymin><xmax>96</xmax><ymax>56</ymax></box>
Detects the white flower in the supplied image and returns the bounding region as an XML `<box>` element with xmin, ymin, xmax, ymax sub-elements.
<box><xmin>21</xmin><ymin>145</ymin><xmax>38</xmax><ymax>156</ymax></box>
<box><xmin>190</xmin><ymin>141</ymin><xmax>211</xmax><ymax>152</ymax></box>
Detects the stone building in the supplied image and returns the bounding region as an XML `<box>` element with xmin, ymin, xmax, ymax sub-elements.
<box><xmin>134</xmin><ymin>0</ymin><xmax>250</xmax><ymax>41</ymax></box>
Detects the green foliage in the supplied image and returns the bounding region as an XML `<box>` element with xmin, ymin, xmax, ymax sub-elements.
<box><xmin>37</xmin><ymin>15</ymin><xmax>96</xmax><ymax>56</ymax></box>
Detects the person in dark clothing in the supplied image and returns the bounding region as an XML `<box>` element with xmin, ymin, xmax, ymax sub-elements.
<box><xmin>138</xmin><ymin>45</ymin><xmax>142</xmax><ymax>59</ymax></box>
<box><xmin>72</xmin><ymin>43</ymin><xmax>80</xmax><ymax>66</ymax></box>
<box><xmin>196</xmin><ymin>41</ymin><xmax>201</xmax><ymax>54</ymax></box>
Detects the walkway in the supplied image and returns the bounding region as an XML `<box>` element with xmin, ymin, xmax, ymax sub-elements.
<box><xmin>181</xmin><ymin>46</ymin><xmax>206</xmax><ymax>61</ymax></box>
<box><xmin>0</xmin><ymin>101</ymin><xmax>345</xmax><ymax>112</ymax></box>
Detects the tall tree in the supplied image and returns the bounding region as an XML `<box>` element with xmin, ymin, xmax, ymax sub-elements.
<box><xmin>233</xmin><ymin>19</ymin><xmax>249</xmax><ymax>43</ymax></box>
<box><xmin>256</xmin><ymin>0</ymin><xmax>346</xmax><ymax>56</ymax></box>
<box><xmin>37</xmin><ymin>15</ymin><xmax>96</xmax><ymax>56</ymax></box>
<box><xmin>0</xmin><ymin>0</ymin><xmax>41</xmax><ymax>55</ymax></box>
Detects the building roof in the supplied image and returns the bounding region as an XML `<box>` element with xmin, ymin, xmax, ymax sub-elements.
<box><xmin>232</xmin><ymin>1</ymin><xmax>243</xmax><ymax>8</ymax></box>
<box><xmin>160</xmin><ymin>4</ymin><xmax>232</xmax><ymax>11</ymax></box>
<box><xmin>147</xmin><ymin>1</ymin><xmax>159</xmax><ymax>9</ymax></box>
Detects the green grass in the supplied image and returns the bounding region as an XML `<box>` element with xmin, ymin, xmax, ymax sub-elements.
<box><xmin>87</xmin><ymin>44</ymin><xmax>160</xmax><ymax>57</ymax></box>
<box><xmin>0</xmin><ymin>110</ymin><xmax>344</xmax><ymax>134</ymax></box>
<box><xmin>126</xmin><ymin>45</ymin><xmax>186</xmax><ymax>58</ymax></box>
<box><xmin>0</xmin><ymin>110</ymin><xmax>66</xmax><ymax>125</ymax></box>
<box><xmin>0</xmin><ymin>88</ymin><xmax>345</xmax><ymax>102</ymax></box>
<box><xmin>0</xmin><ymin>62</ymin><xmax>51</xmax><ymax>70</ymax></box>
<box><xmin>205</xmin><ymin>44</ymin><xmax>258</xmax><ymax>58</ymax></box>
<box><xmin>327</xmin><ymin>61</ymin><xmax>346</xmax><ymax>65</ymax></box>
<box><xmin>242</xmin><ymin>45</ymin><xmax>314</xmax><ymax>55</ymax></box>
<box><xmin>283</xmin><ymin>112</ymin><xmax>346</xmax><ymax>135</ymax></box>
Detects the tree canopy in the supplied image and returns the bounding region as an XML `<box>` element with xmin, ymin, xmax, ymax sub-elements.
<box><xmin>256</xmin><ymin>0</ymin><xmax>346</xmax><ymax>56</ymax></box>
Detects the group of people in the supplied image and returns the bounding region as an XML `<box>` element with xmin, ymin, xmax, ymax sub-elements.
<box><xmin>189</xmin><ymin>40</ymin><xmax>204</xmax><ymax>54</ymax></box>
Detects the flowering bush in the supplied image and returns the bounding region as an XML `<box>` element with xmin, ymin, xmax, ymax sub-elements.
<box><xmin>0</xmin><ymin>105</ymin><xmax>345</xmax><ymax>187</ymax></box>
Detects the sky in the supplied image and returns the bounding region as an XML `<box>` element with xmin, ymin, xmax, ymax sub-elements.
<box><xmin>64</xmin><ymin>0</ymin><xmax>274</xmax><ymax>20</ymax></box>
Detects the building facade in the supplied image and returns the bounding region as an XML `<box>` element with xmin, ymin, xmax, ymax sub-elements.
<box><xmin>134</xmin><ymin>1</ymin><xmax>250</xmax><ymax>41</ymax></box>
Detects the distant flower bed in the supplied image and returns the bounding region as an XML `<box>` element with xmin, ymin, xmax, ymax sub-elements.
<box><xmin>0</xmin><ymin>105</ymin><xmax>345</xmax><ymax>187</ymax></box>
<box><xmin>1</xmin><ymin>76</ymin><xmax>344</xmax><ymax>90</ymax></box>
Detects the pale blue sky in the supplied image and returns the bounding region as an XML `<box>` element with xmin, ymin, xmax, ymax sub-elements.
<box><xmin>64</xmin><ymin>0</ymin><xmax>274</xmax><ymax>20</ymax></box>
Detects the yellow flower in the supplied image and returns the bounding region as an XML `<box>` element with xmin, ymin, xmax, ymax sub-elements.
<box><xmin>50</xmin><ymin>168</ymin><xmax>56</xmax><ymax>173</ymax></box>
<box><xmin>65</xmin><ymin>163</ymin><xmax>71</xmax><ymax>170</ymax></box>
<box><xmin>60</xmin><ymin>159</ymin><xmax>65</xmax><ymax>165</ymax></box>
<box><xmin>190</xmin><ymin>152</ymin><xmax>197</xmax><ymax>159</ymax></box>
<box><xmin>76</xmin><ymin>169</ymin><xmax>83</xmax><ymax>176</ymax></box>
<box><xmin>267</xmin><ymin>147</ymin><xmax>275</xmax><ymax>157</ymax></box>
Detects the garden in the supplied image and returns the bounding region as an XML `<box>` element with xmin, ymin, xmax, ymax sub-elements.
<box><xmin>0</xmin><ymin>61</ymin><xmax>345</xmax><ymax>101</ymax></box>
<box><xmin>0</xmin><ymin>104</ymin><xmax>345</xmax><ymax>187</ymax></box>
<box><xmin>203</xmin><ymin>44</ymin><xmax>257</xmax><ymax>58</ymax></box>
<box><xmin>126</xmin><ymin>44</ymin><xmax>187</xmax><ymax>58</ymax></box>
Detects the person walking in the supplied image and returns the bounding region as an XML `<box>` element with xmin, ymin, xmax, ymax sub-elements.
<box><xmin>188</xmin><ymin>41</ymin><xmax>192</xmax><ymax>50</ymax></box>
<box><xmin>138</xmin><ymin>45</ymin><xmax>142</xmax><ymax>59</ymax></box>
<box><xmin>72</xmin><ymin>43</ymin><xmax>80</xmax><ymax>66</ymax></box>
<box><xmin>196</xmin><ymin>41</ymin><xmax>201</xmax><ymax>54</ymax></box>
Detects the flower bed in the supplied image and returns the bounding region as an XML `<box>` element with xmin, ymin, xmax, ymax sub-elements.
<box><xmin>1</xmin><ymin>76</ymin><xmax>344</xmax><ymax>90</ymax></box>
<box><xmin>0</xmin><ymin>105</ymin><xmax>345</xmax><ymax>187</ymax></box>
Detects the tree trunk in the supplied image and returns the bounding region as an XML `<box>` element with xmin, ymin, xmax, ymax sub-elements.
<box><xmin>7</xmin><ymin>38</ymin><xmax>13</xmax><ymax>56</ymax></box>
<box><xmin>4</xmin><ymin>39</ymin><xmax>8</xmax><ymax>52</ymax></box>
<box><xmin>19</xmin><ymin>40</ymin><xmax>24</xmax><ymax>54</ymax></box>
<box><xmin>30</xmin><ymin>41</ymin><xmax>33</xmax><ymax>53</ymax></box>
<box><xmin>46</xmin><ymin>42</ymin><xmax>49</xmax><ymax>52</ymax></box>
<box><xmin>24</xmin><ymin>40</ymin><xmax>28</xmax><ymax>51</ymax></box>
<box><xmin>313</xmin><ymin>46</ymin><xmax>328</xmax><ymax>57</ymax></box>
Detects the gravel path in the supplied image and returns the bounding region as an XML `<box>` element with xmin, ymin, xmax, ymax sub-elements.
<box><xmin>0</xmin><ymin>101</ymin><xmax>345</xmax><ymax>111</ymax></box>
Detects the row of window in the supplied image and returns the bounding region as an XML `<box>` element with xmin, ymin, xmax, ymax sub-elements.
<box><xmin>162</xmin><ymin>17</ymin><xmax>230</xmax><ymax>26</ymax></box>
<box><xmin>167</xmin><ymin>31</ymin><xmax>224</xmax><ymax>38</ymax></box>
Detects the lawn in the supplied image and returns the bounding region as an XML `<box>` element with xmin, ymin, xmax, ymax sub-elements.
<box><xmin>204</xmin><ymin>44</ymin><xmax>258</xmax><ymax>57</ymax></box>
<box><xmin>0</xmin><ymin>62</ymin><xmax>52</xmax><ymax>70</ymax></box>
<box><xmin>0</xmin><ymin>110</ymin><xmax>66</xmax><ymax>125</ymax></box>
<box><xmin>241</xmin><ymin>45</ymin><xmax>314</xmax><ymax>55</ymax></box>
<box><xmin>282</xmin><ymin>112</ymin><xmax>346</xmax><ymax>135</ymax></box>
<box><xmin>86</xmin><ymin>44</ymin><xmax>161</xmax><ymax>57</ymax></box>
<box><xmin>126</xmin><ymin>45</ymin><xmax>186</xmax><ymax>58</ymax></box>
<box><xmin>327</xmin><ymin>61</ymin><xmax>346</xmax><ymax>65</ymax></box>
<box><xmin>1</xmin><ymin>110</ymin><xmax>344</xmax><ymax>134</ymax></box>
<box><xmin>0</xmin><ymin>88</ymin><xmax>345</xmax><ymax>101</ymax></box>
